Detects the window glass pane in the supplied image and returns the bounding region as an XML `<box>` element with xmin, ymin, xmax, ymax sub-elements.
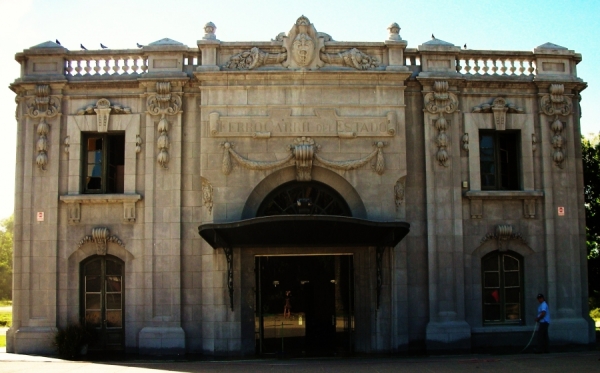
<box><xmin>106</xmin><ymin>293</ymin><xmax>122</xmax><ymax>310</ymax></box>
<box><xmin>85</xmin><ymin>311</ymin><xmax>101</xmax><ymax>327</ymax></box>
<box><xmin>503</xmin><ymin>255</ymin><xmax>519</xmax><ymax>271</ymax></box>
<box><xmin>85</xmin><ymin>294</ymin><xmax>101</xmax><ymax>310</ymax></box>
<box><xmin>106</xmin><ymin>260</ymin><xmax>122</xmax><ymax>276</ymax></box>
<box><xmin>504</xmin><ymin>271</ymin><xmax>520</xmax><ymax>287</ymax></box>
<box><xmin>85</xmin><ymin>260</ymin><xmax>101</xmax><ymax>276</ymax></box>
<box><xmin>484</xmin><ymin>272</ymin><xmax>499</xmax><ymax>288</ymax></box>
<box><xmin>483</xmin><ymin>304</ymin><xmax>501</xmax><ymax>321</ymax></box>
<box><xmin>505</xmin><ymin>303</ymin><xmax>520</xmax><ymax>320</ymax></box>
<box><xmin>505</xmin><ymin>288</ymin><xmax>520</xmax><ymax>303</ymax></box>
<box><xmin>106</xmin><ymin>310</ymin><xmax>122</xmax><ymax>327</ymax></box>
<box><xmin>106</xmin><ymin>276</ymin><xmax>122</xmax><ymax>292</ymax></box>
<box><xmin>484</xmin><ymin>289</ymin><xmax>501</xmax><ymax>303</ymax></box>
<box><xmin>482</xmin><ymin>256</ymin><xmax>498</xmax><ymax>271</ymax></box>
<box><xmin>86</xmin><ymin>275</ymin><xmax>101</xmax><ymax>293</ymax></box>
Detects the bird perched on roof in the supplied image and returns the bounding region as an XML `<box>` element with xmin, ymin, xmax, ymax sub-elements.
<box><xmin>80</xmin><ymin>44</ymin><xmax>87</xmax><ymax>50</ymax></box>
<box><xmin>432</xmin><ymin>33</ymin><xmax>435</xmax><ymax>39</ymax></box>
<box><xmin>100</xmin><ymin>43</ymin><xmax>108</xmax><ymax>49</ymax></box>
<box><xmin>463</xmin><ymin>43</ymin><xmax>467</xmax><ymax>49</ymax></box>
<box><xmin>136</xmin><ymin>43</ymin><xmax>143</xmax><ymax>48</ymax></box>
<box><xmin>55</xmin><ymin>39</ymin><xmax>61</xmax><ymax>46</ymax></box>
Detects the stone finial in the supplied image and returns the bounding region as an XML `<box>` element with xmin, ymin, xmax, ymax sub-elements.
<box><xmin>387</xmin><ymin>22</ymin><xmax>401</xmax><ymax>41</ymax></box>
<box><xmin>203</xmin><ymin>22</ymin><xmax>217</xmax><ymax>40</ymax></box>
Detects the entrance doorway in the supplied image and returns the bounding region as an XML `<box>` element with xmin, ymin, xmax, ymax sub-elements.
<box><xmin>81</xmin><ymin>255</ymin><xmax>124</xmax><ymax>351</ymax></box>
<box><xmin>255</xmin><ymin>255</ymin><xmax>354</xmax><ymax>356</ymax></box>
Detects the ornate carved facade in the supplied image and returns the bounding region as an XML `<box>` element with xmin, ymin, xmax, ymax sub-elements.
<box><xmin>7</xmin><ymin>16</ymin><xmax>592</xmax><ymax>357</ymax></box>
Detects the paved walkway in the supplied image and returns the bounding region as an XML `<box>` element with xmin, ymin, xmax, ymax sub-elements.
<box><xmin>0</xmin><ymin>350</ymin><xmax>599</xmax><ymax>372</ymax></box>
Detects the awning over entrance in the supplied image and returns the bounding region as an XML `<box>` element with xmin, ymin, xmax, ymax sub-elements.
<box><xmin>198</xmin><ymin>215</ymin><xmax>410</xmax><ymax>249</ymax></box>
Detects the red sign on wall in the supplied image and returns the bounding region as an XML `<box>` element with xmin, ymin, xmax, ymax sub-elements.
<box><xmin>558</xmin><ymin>207</ymin><xmax>565</xmax><ymax>216</ymax></box>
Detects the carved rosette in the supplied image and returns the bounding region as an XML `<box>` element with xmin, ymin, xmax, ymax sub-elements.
<box><xmin>480</xmin><ymin>224</ymin><xmax>529</xmax><ymax>251</ymax></box>
<box><xmin>424</xmin><ymin>81</ymin><xmax>459</xmax><ymax>167</ymax></box>
<box><xmin>201</xmin><ymin>177</ymin><xmax>214</xmax><ymax>214</ymax></box>
<box><xmin>26</xmin><ymin>85</ymin><xmax>61</xmax><ymax>171</ymax></box>
<box><xmin>78</xmin><ymin>227</ymin><xmax>125</xmax><ymax>256</ymax></box>
<box><xmin>461</xmin><ymin>133</ymin><xmax>469</xmax><ymax>152</ymax></box>
<box><xmin>540</xmin><ymin>84</ymin><xmax>571</xmax><ymax>168</ymax></box>
<box><xmin>146</xmin><ymin>82</ymin><xmax>182</xmax><ymax>168</ymax></box>
<box><xmin>220</xmin><ymin>137</ymin><xmax>386</xmax><ymax>181</ymax></box>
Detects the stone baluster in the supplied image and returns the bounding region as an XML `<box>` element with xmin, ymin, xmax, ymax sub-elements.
<box><xmin>83</xmin><ymin>59</ymin><xmax>91</xmax><ymax>75</ymax></box>
<box><xmin>93</xmin><ymin>59</ymin><xmax>101</xmax><ymax>75</ymax></box>
<box><xmin>527</xmin><ymin>60</ymin><xmax>535</xmax><ymax>75</ymax></box>
<box><xmin>73</xmin><ymin>59</ymin><xmax>82</xmax><ymax>75</ymax></box>
<box><xmin>500</xmin><ymin>59</ymin><xmax>508</xmax><ymax>75</ymax></box>
<box><xmin>112</xmin><ymin>58</ymin><xmax>120</xmax><ymax>74</ymax></box>
<box><xmin>66</xmin><ymin>60</ymin><xmax>74</xmax><ymax>76</ymax></box>
<box><xmin>482</xmin><ymin>58</ymin><xmax>490</xmax><ymax>75</ymax></box>
<box><xmin>464</xmin><ymin>59</ymin><xmax>471</xmax><ymax>74</ymax></box>
<box><xmin>473</xmin><ymin>58</ymin><xmax>481</xmax><ymax>75</ymax></box>
<box><xmin>140</xmin><ymin>57</ymin><xmax>148</xmax><ymax>73</ymax></box>
<box><xmin>518</xmin><ymin>59</ymin><xmax>525</xmax><ymax>75</ymax></box>
<box><xmin>102</xmin><ymin>58</ymin><xmax>110</xmax><ymax>75</ymax></box>
<box><xmin>509</xmin><ymin>59</ymin><xmax>516</xmax><ymax>75</ymax></box>
<box><xmin>491</xmin><ymin>59</ymin><xmax>499</xmax><ymax>74</ymax></box>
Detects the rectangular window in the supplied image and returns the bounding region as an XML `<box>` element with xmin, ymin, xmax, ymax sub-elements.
<box><xmin>83</xmin><ymin>133</ymin><xmax>125</xmax><ymax>194</ymax></box>
<box><xmin>479</xmin><ymin>130</ymin><xmax>520</xmax><ymax>190</ymax></box>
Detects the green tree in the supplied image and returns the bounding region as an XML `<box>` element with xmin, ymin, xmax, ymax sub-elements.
<box><xmin>0</xmin><ymin>215</ymin><xmax>13</xmax><ymax>300</ymax></box>
<box><xmin>582</xmin><ymin>134</ymin><xmax>600</xmax><ymax>309</ymax></box>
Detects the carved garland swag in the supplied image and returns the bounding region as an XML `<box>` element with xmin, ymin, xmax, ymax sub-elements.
<box><xmin>220</xmin><ymin>137</ymin><xmax>386</xmax><ymax>181</ymax></box>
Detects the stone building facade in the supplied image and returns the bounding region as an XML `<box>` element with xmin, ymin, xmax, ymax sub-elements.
<box><xmin>7</xmin><ymin>16</ymin><xmax>595</xmax><ymax>355</ymax></box>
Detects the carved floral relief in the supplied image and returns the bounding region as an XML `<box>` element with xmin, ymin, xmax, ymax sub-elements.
<box><xmin>26</xmin><ymin>85</ymin><xmax>61</xmax><ymax>171</ymax></box>
<box><xmin>424</xmin><ymin>81</ymin><xmax>458</xmax><ymax>167</ymax></box>
<box><xmin>146</xmin><ymin>82</ymin><xmax>182</xmax><ymax>169</ymax></box>
<box><xmin>78</xmin><ymin>227</ymin><xmax>125</xmax><ymax>256</ymax></box>
<box><xmin>539</xmin><ymin>84</ymin><xmax>571</xmax><ymax>168</ymax></box>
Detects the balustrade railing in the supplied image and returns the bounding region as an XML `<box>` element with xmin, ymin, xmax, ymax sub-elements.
<box><xmin>65</xmin><ymin>50</ymin><xmax>148</xmax><ymax>77</ymax></box>
<box><xmin>456</xmin><ymin>51</ymin><xmax>536</xmax><ymax>76</ymax></box>
<box><xmin>58</xmin><ymin>48</ymin><xmax>538</xmax><ymax>77</ymax></box>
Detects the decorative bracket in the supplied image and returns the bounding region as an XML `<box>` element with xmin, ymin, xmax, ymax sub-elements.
<box><xmin>201</xmin><ymin>177</ymin><xmax>213</xmax><ymax>214</ymax></box>
<box><xmin>222</xmin><ymin>246</ymin><xmax>234</xmax><ymax>311</ymax></box>
<box><xmin>76</xmin><ymin>98</ymin><xmax>132</xmax><ymax>132</ymax></box>
<box><xmin>26</xmin><ymin>85</ymin><xmax>61</xmax><ymax>171</ymax></box>
<box><xmin>146</xmin><ymin>82</ymin><xmax>182</xmax><ymax>169</ymax></box>
<box><xmin>480</xmin><ymin>224</ymin><xmax>529</xmax><ymax>251</ymax></box>
<box><xmin>78</xmin><ymin>227</ymin><xmax>125</xmax><ymax>256</ymax></box>
<box><xmin>394</xmin><ymin>176</ymin><xmax>406</xmax><ymax>209</ymax></box>
<box><xmin>376</xmin><ymin>246</ymin><xmax>385</xmax><ymax>309</ymax></box>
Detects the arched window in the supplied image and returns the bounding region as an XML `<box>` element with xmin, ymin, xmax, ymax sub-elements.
<box><xmin>81</xmin><ymin>255</ymin><xmax>124</xmax><ymax>350</ymax></box>
<box><xmin>257</xmin><ymin>181</ymin><xmax>351</xmax><ymax>217</ymax></box>
<box><xmin>482</xmin><ymin>251</ymin><xmax>523</xmax><ymax>324</ymax></box>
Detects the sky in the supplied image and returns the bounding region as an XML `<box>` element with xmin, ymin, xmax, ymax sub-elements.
<box><xmin>0</xmin><ymin>0</ymin><xmax>598</xmax><ymax>220</ymax></box>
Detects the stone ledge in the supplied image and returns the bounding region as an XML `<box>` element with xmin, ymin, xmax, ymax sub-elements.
<box><xmin>60</xmin><ymin>194</ymin><xmax>142</xmax><ymax>223</ymax></box>
<box><xmin>472</xmin><ymin>325</ymin><xmax>534</xmax><ymax>333</ymax></box>
<box><xmin>464</xmin><ymin>190</ymin><xmax>544</xmax><ymax>219</ymax></box>
<box><xmin>463</xmin><ymin>190</ymin><xmax>544</xmax><ymax>200</ymax></box>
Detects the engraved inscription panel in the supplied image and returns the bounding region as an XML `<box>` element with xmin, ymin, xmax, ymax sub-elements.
<box><xmin>209</xmin><ymin>109</ymin><xmax>397</xmax><ymax>138</ymax></box>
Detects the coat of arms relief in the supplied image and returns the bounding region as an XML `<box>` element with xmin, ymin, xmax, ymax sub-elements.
<box><xmin>223</xmin><ymin>16</ymin><xmax>380</xmax><ymax>71</ymax></box>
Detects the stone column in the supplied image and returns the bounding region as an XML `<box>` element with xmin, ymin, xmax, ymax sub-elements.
<box><xmin>138</xmin><ymin>39</ymin><xmax>189</xmax><ymax>352</ymax></box>
<box><xmin>417</xmin><ymin>39</ymin><xmax>470</xmax><ymax>350</ymax></box>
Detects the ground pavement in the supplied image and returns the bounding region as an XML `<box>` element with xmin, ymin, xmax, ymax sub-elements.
<box><xmin>0</xmin><ymin>350</ymin><xmax>599</xmax><ymax>373</ymax></box>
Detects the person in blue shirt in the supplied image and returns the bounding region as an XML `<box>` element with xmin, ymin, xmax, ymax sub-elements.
<box><xmin>535</xmin><ymin>293</ymin><xmax>550</xmax><ymax>353</ymax></box>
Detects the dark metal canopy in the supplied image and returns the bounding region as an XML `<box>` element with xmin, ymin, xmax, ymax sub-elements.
<box><xmin>198</xmin><ymin>215</ymin><xmax>410</xmax><ymax>249</ymax></box>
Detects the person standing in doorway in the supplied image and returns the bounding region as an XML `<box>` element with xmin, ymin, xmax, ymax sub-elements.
<box><xmin>535</xmin><ymin>293</ymin><xmax>550</xmax><ymax>353</ymax></box>
<box><xmin>284</xmin><ymin>290</ymin><xmax>292</xmax><ymax>318</ymax></box>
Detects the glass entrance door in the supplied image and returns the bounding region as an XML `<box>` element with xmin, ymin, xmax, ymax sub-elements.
<box><xmin>81</xmin><ymin>256</ymin><xmax>124</xmax><ymax>351</ymax></box>
<box><xmin>255</xmin><ymin>255</ymin><xmax>354</xmax><ymax>356</ymax></box>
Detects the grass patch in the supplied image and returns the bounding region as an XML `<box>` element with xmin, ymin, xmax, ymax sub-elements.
<box><xmin>0</xmin><ymin>311</ymin><xmax>11</xmax><ymax>327</ymax></box>
<box><xmin>0</xmin><ymin>335</ymin><xmax>5</xmax><ymax>348</ymax></box>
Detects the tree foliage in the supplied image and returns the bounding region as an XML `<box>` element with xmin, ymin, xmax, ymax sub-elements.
<box><xmin>0</xmin><ymin>215</ymin><xmax>13</xmax><ymax>300</ymax></box>
<box><xmin>582</xmin><ymin>134</ymin><xmax>600</xmax><ymax>308</ymax></box>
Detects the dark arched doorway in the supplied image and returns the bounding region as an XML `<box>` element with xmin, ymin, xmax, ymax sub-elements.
<box><xmin>80</xmin><ymin>255</ymin><xmax>125</xmax><ymax>351</ymax></box>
